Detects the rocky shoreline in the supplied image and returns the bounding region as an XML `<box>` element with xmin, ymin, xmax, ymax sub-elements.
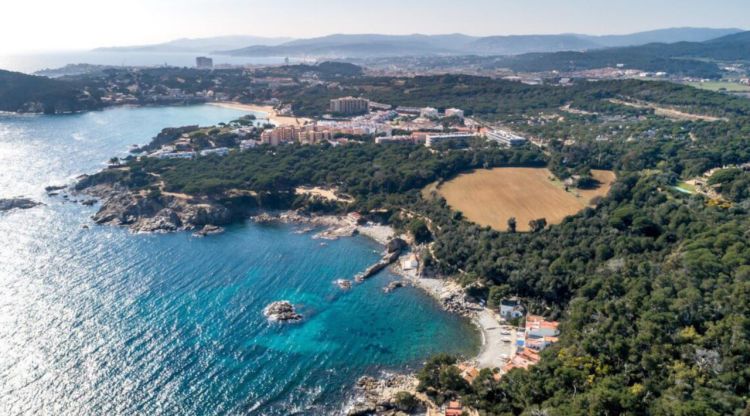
<box><xmin>345</xmin><ymin>373</ymin><xmax>424</xmax><ymax>416</ymax></box>
<box><xmin>76</xmin><ymin>182</ymin><xmax>232</xmax><ymax>233</ymax></box>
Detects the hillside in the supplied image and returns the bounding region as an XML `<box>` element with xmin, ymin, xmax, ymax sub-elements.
<box><xmin>94</xmin><ymin>35</ymin><xmax>293</xmax><ymax>53</ymax></box>
<box><xmin>495</xmin><ymin>30</ymin><xmax>750</xmax><ymax>78</ymax></box>
<box><xmin>0</xmin><ymin>69</ymin><xmax>102</xmax><ymax>113</ymax></box>
<box><xmin>218</xmin><ymin>28</ymin><xmax>741</xmax><ymax>58</ymax></box>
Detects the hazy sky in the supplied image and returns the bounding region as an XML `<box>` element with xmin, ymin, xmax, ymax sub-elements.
<box><xmin>3</xmin><ymin>0</ymin><xmax>749</xmax><ymax>54</ymax></box>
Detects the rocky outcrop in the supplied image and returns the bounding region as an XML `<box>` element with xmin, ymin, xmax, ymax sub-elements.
<box><xmin>45</xmin><ymin>185</ymin><xmax>67</xmax><ymax>193</ymax></box>
<box><xmin>192</xmin><ymin>224</ymin><xmax>225</xmax><ymax>237</ymax></box>
<box><xmin>263</xmin><ymin>301</ymin><xmax>302</xmax><ymax>322</ymax></box>
<box><xmin>0</xmin><ymin>197</ymin><xmax>41</xmax><ymax>212</ymax></box>
<box><xmin>383</xmin><ymin>281</ymin><xmax>405</xmax><ymax>293</ymax></box>
<box><xmin>347</xmin><ymin>374</ymin><xmax>423</xmax><ymax>416</ymax></box>
<box><xmin>385</xmin><ymin>238</ymin><xmax>407</xmax><ymax>254</ymax></box>
<box><xmin>336</xmin><ymin>279</ymin><xmax>353</xmax><ymax>290</ymax></box>
<box><xmin>81</xmin><ymin>183</ymin><xmax>231</xmax><ymax>233</ymax></box>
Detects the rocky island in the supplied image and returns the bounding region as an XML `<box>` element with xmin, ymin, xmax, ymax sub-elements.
<box><xmin>263</xmin><ymin>301</ymin><xmax>302</xmax><ymax>322</ymax></box>
<box><xmin>0</xmin><ymin>197</ymin><xmax>41</xmax><ymax>212</ymax></box>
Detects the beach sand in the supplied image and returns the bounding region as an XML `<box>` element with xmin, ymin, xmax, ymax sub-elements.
<box><xmin>208</xmin><ymin>102</ymin><xmax>311</xmax><ymax>127</ymax></box>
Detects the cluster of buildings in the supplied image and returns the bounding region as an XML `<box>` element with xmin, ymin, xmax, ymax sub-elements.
<box><xmin>259</xmin><ymin>97</ymin><xmax>529</xmax><ymax>150</ymax></box>
<box><xmin>495</xmin><ymin>298</ymin><xmax>561</xmax><ymax>376</ymax></box>
<box><xmin>499</xmin><ymin>314</ymin><xmax>560</xmax><ymax>375</ymax></box>
<box><xmin>150</xmin><ymin>146</ymin><xmax>231</xmax><ymax>160</ymax></box>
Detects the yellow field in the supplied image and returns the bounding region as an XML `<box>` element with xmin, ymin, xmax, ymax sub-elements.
<box><xmin>434</xmin><ymin>168</ymin><xmax>615</xmax><ymax>232</ymax></box>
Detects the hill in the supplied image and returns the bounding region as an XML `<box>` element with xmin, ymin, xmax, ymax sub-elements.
<box><xmin>0</xmin><ymin>69</ymin><xmax>102</xmax><ymax>113</ymax></box>
<box><xmin>218</xmin><ymin>28</ymin><xmax>742</xmax><ymax>58</ymax></box>
<box><xmin>496</xmin><ymin>30</ymin><xmax>750</xmax><ymax>78</ymax></box>
<box><xmin>585</xmin><ymin>27</ymin><xmax>743</xmax><ymax>47</ymax></box>
<box><xmin>94</xmin><ymin>35</ymin><xmax>293</xmax><ymax>53</ymax></box>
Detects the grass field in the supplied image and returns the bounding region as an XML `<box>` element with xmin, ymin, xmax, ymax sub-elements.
<box><xmin>434</xmin><ymin>168</ymin><xmax>615</xmax><ymax>232</ymax></box>
<box><xmin>686</xmin><ymin>81</ymin><xmax>750</xmax><ymax>93</ymax></box>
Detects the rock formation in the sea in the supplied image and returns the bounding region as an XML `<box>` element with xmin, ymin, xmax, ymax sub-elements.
<box><xmin>45</xmin><ymin>185</ymin><xmax>67</xmax><ymax>193</ymax></box>
<box><xmin>0</xmin><ymin>197</ymin><xmax>41</xmax><ymax>212</ymax></box>
<box><xmin>192</xmin><ymin>224</ymin><xmax>225</xmax><ymax>237</ymax></box>
<box><xmin>383</xmin><ymin>281</ymin><xmax>404</xmax><ymax>293</ymax></box>
<box><xmin>336</xmin><ymin>279</ymin><xmax>353</xmax><ymax>290</ymax></box>
<box><xmin>263</xmin><ymin>301</ymin><xmax>302</xmax><ymax>322</ymax></box>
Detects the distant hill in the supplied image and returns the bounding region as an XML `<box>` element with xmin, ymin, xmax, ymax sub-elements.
<box><xmin>218</xmin><ymin>28</ymin><xmax>743</xmax><ymax>58</ymax></box>
<box><xmin>468</xmin><ymin>35</ymin><xmax>600</xmax><ymax>55</ymax></box>
<box><xmin>221</xmin><ymin>34</ymin><xmax>472</xmax><ymax>58</ymax></box>
<box><xmin>584</xmin><ymin>27</ymin><xmax>744</xmax><ymax>47</ymax></box>
<box><xmin>0</xmin><ymin>69</ymin><xmax>102</xmax><ymax>113</ymax></box>
<box><xmin>95</xmin><ymin>35</ymin><xmax>293</xmax><ymax>53</ymax></box>
<box><xmin>496</xmin><ymin>31</ymin><xmax>750</xmax><ymax>78</ymax></box>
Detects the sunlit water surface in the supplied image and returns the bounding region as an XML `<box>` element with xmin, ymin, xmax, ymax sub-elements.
<box><xmin>0</xmin><ymin>105</ymin><xmax>479</xmax><ymax>415</ymax></box>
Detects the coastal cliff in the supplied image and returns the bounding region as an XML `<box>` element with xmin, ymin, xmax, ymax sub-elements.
<box><xmin>80</xmin><ymin>183</ymin><xmax>232</xmax><ymax>233</ymax></box>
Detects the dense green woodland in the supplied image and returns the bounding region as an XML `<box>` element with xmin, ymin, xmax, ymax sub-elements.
<box><xmin>0</xmin><ymin>69</ymin><xmax>101</xmax><ymax>113</ymax></box>
<box><xmin>278</xmin><ymin>74</ymin><xmax>750</xmax><ymax>120</ymax></box>
<box><xmin>77</xmin><ymin>76</ymin><xmax>750</xmax><ymax>415</ymax></box>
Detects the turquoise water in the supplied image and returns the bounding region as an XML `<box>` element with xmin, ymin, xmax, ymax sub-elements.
<box><xmin>0</xmin><ymin>106</ymin><xmax>479</xmax><ymax>415</ymax></box>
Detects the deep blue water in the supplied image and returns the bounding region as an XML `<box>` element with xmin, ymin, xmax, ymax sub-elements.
<box><xmin>0</xmin><ymin>106</ymin><xmax>479</xmax><ymax>415</ymax></box>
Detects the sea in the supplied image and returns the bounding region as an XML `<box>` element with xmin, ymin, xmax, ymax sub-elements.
<box><xmin>0</xmin><ymin>105</ymin><xmax>479</xmax><ymax>415</ymax></box>
<box><xmin>0</xmin><ymin>51</ymin><xmax>294</xmax><ymax>74</ymax></box>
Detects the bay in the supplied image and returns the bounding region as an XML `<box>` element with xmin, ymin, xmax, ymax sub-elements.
<box><xmin>0</xmin><ymin>105</ymin><xmax>479</xmax><ymax>415</ymax></box>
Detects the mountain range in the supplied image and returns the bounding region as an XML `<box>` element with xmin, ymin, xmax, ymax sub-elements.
<box><xmin>493</xmin><ymin>30</ymin><xmax>750</xmax><ymax>77</ymax></box>
<box><xmin>215</xmin><ymin>28</ymin><xmax>743</xmax><ymax>58</ymax></box>
<box><xmin>94</xmin><ymin>35</ymin><xmax>292</xmax><ymax>53</ymax></box>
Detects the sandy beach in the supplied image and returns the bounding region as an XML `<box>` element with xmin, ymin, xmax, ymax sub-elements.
<box><xmin>394</xmin><ymin>263</ymin><xmax>510</xmax><ymax>369</ymax></box>
<box><xmin>208</xmin><ymin>102</ymin><xmax>311</xmax><ymax>127</ymax></box>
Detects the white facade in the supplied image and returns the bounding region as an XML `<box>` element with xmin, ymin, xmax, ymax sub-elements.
<box><xmin>420</xmin><ymin>107</ymin><xmax>439</xmax><ymax>119</ymax></box>
<box><xmin>200</xmin><ymin>147</ymin><xmax>230</xmax><ymax>157</ymax></box>
<box><xmin>445</xmin><ymin>108</ymin><xmax>464</xmax><ymax>119</ymax></box>
<box><xmin>487</xmin><ymin>130</ymin><xmax>527</xmax><ymax>147</ymax></box>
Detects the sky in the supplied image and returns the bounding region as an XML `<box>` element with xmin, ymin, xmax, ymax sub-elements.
<box><xmin>2</xmin><ymin>0</ymin><xmax>749</xmax><ymax>54</ymax></box>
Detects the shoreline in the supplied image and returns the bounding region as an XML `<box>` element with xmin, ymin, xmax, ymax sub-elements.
<box><xmin>208</xmin><ymin>102</ymin><xmax>311</xmax><ymax>127</ymax></box>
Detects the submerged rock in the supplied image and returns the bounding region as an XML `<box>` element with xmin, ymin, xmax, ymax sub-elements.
<box><xmin>0</xmin><ymin>198</ymin><xmax>41</xmax><ymax>212</ymax></box>
<box><xmin>192</xmin><ymin>224</ymin><xmax>225</xmax><ymax>237</ymax></box>
<box><xmin>263</xmin><ymin>301</ymin><xmax>302</xmax><ymax>322</ymax></box>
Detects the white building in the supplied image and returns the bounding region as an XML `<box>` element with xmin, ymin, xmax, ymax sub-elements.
<box><xmin>487</xmin><ymin>130</ymin><xmax>527</xmax><ymax>147</ymax></box>
<box><xmin>200</xmin><ymin>147</ymin><xmax>230</xmax><ymax>157</ymax></box>
<box><xmin>445</xmin><ymin>108</ymin><xmax>464</xmax><ymax>119</ymax></box>
<box><xmin>420</xmin><ymin>107</ymin><xmax>439</xmax><ymax>119</ymax></box>
<box><xmin>156</xmin><ymin>151</ymin><xmax>196</xmax><ymax>160</ymax></box>
<box><xmin>499</xmin><ymin>298</ymin><xmax>525</xmax><ymax>320</ymax></box>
